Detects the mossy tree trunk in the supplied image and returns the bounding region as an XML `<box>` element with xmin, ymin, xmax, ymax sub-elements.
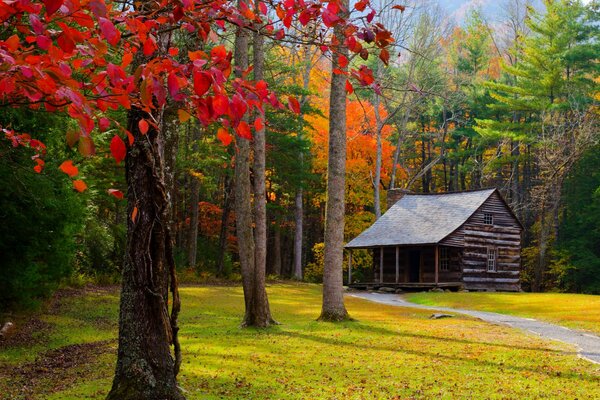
<box><xmin>106</xmin><ymin>106</ymin><xmax>184</xmax><ymax>399</ymax></box>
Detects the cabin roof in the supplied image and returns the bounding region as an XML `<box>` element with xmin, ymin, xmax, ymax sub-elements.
<box><xmin>346</xmin><ymin>188</ymin><xmax>501</xmax><ymax>249</ymax></box>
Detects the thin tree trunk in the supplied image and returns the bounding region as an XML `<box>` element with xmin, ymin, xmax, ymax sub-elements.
<box><xmin>535</xmin><ymin>198</ymin><xmax>547</xmax><ymax>292</ymax></box>
<box><xmin>249</xmin><ymin>20</ymin><xmax>274</xmax><ymax>326</ymax></box>
<box><xmin>217</xmin><ymin>175</ymin><xmax>232</xmax><ymax>275</ymax></box>
<box><xmin>293</xmin><ymin>45</ymin><xmax>313</xmax><ymax>280</ymax></box>
<box><xmin>373</xmin><ymin>60</ymin><xmax>383</xmax><ymax>219</ymax></box>
<box><xmin>107</xmin><ymin>106</ymin><xmax>184</xmax><ymax>400</ymax></box>
<box><xmin>233</xmin><ymin>18</ymin><xmax>272</xmax><ymax>328</ymax></box>
<box><xmin>319</xmin><ymin>0</ymin><xmax>350</xmax><ymax>322</ymax></box>
<box><xmin>273</xmin><ymin>220</ymin><xmax>282</xmax><ymax>276</ymax></box>
<box><xmin>293</xmin><ymin>189</ymin><xmax>303</xmax><ymax>279</ymax></box>
<box><xmin>187</xmin><ymin>125</ymin><xmax>201</xmax><ymax>269</ymax></box>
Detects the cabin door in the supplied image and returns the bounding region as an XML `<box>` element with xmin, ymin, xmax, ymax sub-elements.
<box><xmin>408</xmin><ymin>250</ymin><xmax>420</xmax><ymax>282</ymax></box>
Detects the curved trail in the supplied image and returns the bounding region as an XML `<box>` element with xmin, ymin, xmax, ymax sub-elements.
<box><xmin>349</xmin><ymin>292</ymin><xmax>600</xmax><ymax>364</ymax></box>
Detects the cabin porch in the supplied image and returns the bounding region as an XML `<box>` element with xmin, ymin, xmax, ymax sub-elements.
<box><xmin>346</xmin><ymin>245</ymin><xmax>463</xmax><ymax>290</ymax></box>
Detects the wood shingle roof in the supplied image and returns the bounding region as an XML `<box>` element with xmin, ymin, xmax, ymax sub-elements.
<box><xmin>345</xmin><ymin>188</ymin><xmax>497</xmax><ymax>249</ymax></box>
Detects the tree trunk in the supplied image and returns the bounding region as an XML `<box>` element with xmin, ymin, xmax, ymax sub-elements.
<box><xmin>373</xmin><ymin>61</ymin><xmax>383</xmax><ymax>219</ymax></box>
<box><xmin>534</xmin><ymin>198</ymin><xmax>548</xmax><ymax>292</ymax></box>
<box><xmin>187</xmin><ymin>125</ymin><xmax>201</xmax><ymax>269</ymax></box>
<box><xmin>273</xmin><ymin>220</ymin><xmax>282</xmax><ymax>276</ymax></box>
<box><xmin>233</xmin><ymin>19</ymin><xmax>273</xmax><ymax>328</ymax></box>
<box><xmin>216</xmin><ymin>175</ymin><xmax>232</xmax><ymax>276</ymax></box>
<box><xmin>293</xmin><ymin>189</ymin><xmax>303</xmax><ymax>279</ymax></box>
<box><xmin>107</xmin><ymin>107</ymin><xmax>184</xmax><ymax>400</ymax></box>
<box><xmin>249</xmin><ymin>21</ymin><xmax>274</xmax><ymax>325</ymax></box>
<box><xmin>293</xmin><ymin>45</ymin><xmax>313</xmax><ymax>280</ymax></box>
<box><xmin>319</xmin><ymin>1</ymin><xmax>350</xmax><ymax>322</ymax></box>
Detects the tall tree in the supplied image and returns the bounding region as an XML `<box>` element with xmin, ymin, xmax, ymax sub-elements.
<box><xmin>477</xmin><ymin>0</ymin><xmax>599</xmax><ymax>291</ymax></box>
<box><xmin>319</xmin><ymin>0</ymin><xmax>351</xmax><ymax>322</ymax></box>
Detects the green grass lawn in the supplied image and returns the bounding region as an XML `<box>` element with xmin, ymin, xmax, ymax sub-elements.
<box><xmin>407</xmin><ymin>292</ymin><xmax>600</xmax><ymax>335</ymax></box>
<box><xmin>2</xmin><ymin>284</ymin><xmax>600</xmax><ymax>399</ymax></box>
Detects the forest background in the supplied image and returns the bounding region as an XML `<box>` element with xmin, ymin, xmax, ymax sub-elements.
<box><xmin>1</xmin><ymin>0</ymin><xmax>599</xmax><ymax>310</ymax></box>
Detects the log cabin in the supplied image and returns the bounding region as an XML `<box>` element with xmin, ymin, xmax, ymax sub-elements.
<box><xmin>345</xmin><ymin>188</ymin><xmax>523</xmax><ymax>292</ymax></box>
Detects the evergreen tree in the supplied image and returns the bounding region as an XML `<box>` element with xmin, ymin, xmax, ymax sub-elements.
<box><xmin>476</xmin><ymin>0</ymin><xmax>599</xmax><ymax>291</ymax></box>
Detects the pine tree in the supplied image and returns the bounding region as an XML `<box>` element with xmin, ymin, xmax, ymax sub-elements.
<box><xmin>476</xmin><ymin>0</ymin><xmax>600</xmax><ymax>291</ymax></box>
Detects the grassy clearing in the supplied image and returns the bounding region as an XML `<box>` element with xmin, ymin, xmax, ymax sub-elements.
<box><xmin>407</xmin><ymin>292</ymin><xmax>600</xmax><ymax>335</ymax></box>
<box><xmin>2</xmin><ymin>284</ymin><xmax>600</xmax><ymax>399</ymax></box>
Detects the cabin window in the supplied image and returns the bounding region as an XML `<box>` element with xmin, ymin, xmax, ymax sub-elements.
<box><xmin>484</xmin><ymin>213</ymin><xmax>494</xmax><ymax>225</ymax></box>
<box><xmin>440</xmin><ymin>247</ymin><xmax>449</xmax><ymax>271</ymax></box>
<box><xmin>487</xmin><ymin>247</ymin><xmax>497</xmax><ymax>272</ymax></box>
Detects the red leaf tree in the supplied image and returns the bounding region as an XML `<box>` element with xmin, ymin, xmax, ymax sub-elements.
<box><xmin>0</xmin><ymin>0</ymin><xmax>393</xmax><ymax>397</ymax></box>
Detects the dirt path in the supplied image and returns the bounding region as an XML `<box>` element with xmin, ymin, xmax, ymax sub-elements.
<box><xmin>350</xmin><ymin>292</ymin><xmax>600</xmax><ymax>365</ymax></box>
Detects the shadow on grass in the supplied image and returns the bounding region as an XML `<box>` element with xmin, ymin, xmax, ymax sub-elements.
<box><xmin>262</xmin><ymin>327</ymin><xmax>599</xmax><ymax>384</ymax></box>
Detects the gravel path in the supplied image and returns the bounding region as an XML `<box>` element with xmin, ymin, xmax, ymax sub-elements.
<box><xmin>350</xmin><ymin>292</ymin><xmax>600</xmax><ymax>364</ymax></box>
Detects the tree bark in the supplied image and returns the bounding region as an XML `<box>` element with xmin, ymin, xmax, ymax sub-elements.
<box><xmin>293</xmin><ymin>189</ymin><xmax>303</xmax><ymax>279</ymax></box>
<box><xmin>249</xmin><ymin>20</ymin><xmax>274</xmax><ymax>325</ymax></box>
<box><xmin>187</xmin><ymin>124</ymin><xmax>201</xmax><ymax>269</ymax></box>
<box><xmin>273</xmin><ymin>220</ymin><xmax>282</xmax><ymax>276</ymax></box>
<box><xmin>107</xmin><ymin>106</ymin><xmax>184</xmax><ymax>400</ymax></box>
<box><xmin>319</xmin><ymin>1</ymin><xmax>350</xmax><ymax>322</ymax></box>
<box><xmin>293</xmin><ymin>44</ymin><xmax>313</xmax><ymax>280</ymax></box>
<box><xmin>373</xmin><ymin>60</ymin><xmax>383</xmax><ymax>220</ymax></box>
<box><xmin>233</xmin><ymin>19</ymin><xmax>273</xmax><ymax>327</ymax></box>
<box><xmin>216</xmin><ymin>175</ymin><xmax>232</xmax><ymax>275</ymax></box>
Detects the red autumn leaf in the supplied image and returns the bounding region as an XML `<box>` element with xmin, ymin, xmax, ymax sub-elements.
<box><xmin>322</xmin><ymin>10</ymin><xmax>340</xmax><ymax>27</ymax></box>
<box><xmin>173</xmin><ymin>6</ymin><xmax>184</xmax><ymax>21</ymax></box>
<box><xmin>99</xmin><ymin>117</ymin><xmax>110</xmax><ymax>132</ymax></box>
<box><xmin>126</xmin><ymin>131</ymin><xmax>135</xmax><ymax>146</ymax></box>
<box><xmin>110</xmin><ymin>135</ymin><xmax>126</xmax><ymax>164</ymax></box>
<box><xmin>288</xmin><ymin>96</ymin><xmax>300</xmax><ymax>114</ymax></box>
<box><xmin>210</xmin><ymin>45</ymin><xmax>227</xmax><ymax>61</ymax></box>
<box><xmin>213</xmin><ymin>94</ymin><xmax>229</xmax><ymax>116</ymax></box>
<box><xmin>354</xmin><ymin>0</ymin><xmax>368</xmax><ymax>12</ymax></box>
<box><xmin>259</xmin><ymin>1</ymin><xmax>267</xmax><ymax>15</ymax></box>
<box><xmin>235</xmin><ymin>121</ymin><xmax>252</xmax><ymax>139</ymax></box>
<box><xmin>366</xmin><ymin>9</ymin><xmax>375</xmax><ymax>22</ymax></box>
<box><xmin>57</xmin><ymin>32</ymin><xmax>75</xmax><ymax>53</ymax></box>
<box><xmin>217</xmin><ymin>127</ymin><xmax>233</xmax><ymax>146</ymax></box>
<box><xmin>121</xmin><ymin>52</ymin><xmax>133</xmax><ymax>68</ymax></box>
<box><xmin>345</xmin><ymin>80</ymin><xmax>354</xmax><ymax>94</ymax></box>
<box><xmin>36</xmin><ymin>35</ymin><xmax>52</xmax><ymax>50</ymax></box>
<box><xmin>338</xmin><ymin>55</ymin><xmax>349</xmax><ymax>68</ymax></box>
<box><xmin>254</xmin><ymin>117</ymin><xmax>264</xmax><ymax>131</ymax></box>
<box><xmin>73</xmin><ymin>179</ymin><xmax>88</xmax><ymax>192</ymax></box>
<box><xmin>98</xmin><ymin>17</ymin><xmax>120</xmax><ymax>46</ymax></box>
<box><xmin>167</xmin><ymin>73</ymin><xmax>179</xmax><ymax>97</ymax></box>
<box><xmin>392</xmin><ymin>4</ymin><xmax>406</xmax><ymax>11</ymax></box>
<box><xmin>379</xmin><ymin>48</ymin><xmax>390</xmax><ymax>66</ymax></box>
<box><xmin>143</xmin><ymin>37</ymin><xmax>157</xmax><ymax>56</ymax></box>
<box><xmin>108</xmin><ymin>189</ymin><xmax>124</xmax><ymax>199</ymax></box>
<box><xmin>43</xmin><ymin>0</ymin><xmax>63</xmax><ymax>16</ymax></box>
<box><xmin>193</xmin><ymin>70</ymin><xmax>211</xmax><ymax>96</ymax></box>
<box><xmin>138</xmin><ymin>119</ymin><xmax>149</xmax><ymax>135</ymax></box>
<box><xmin>59</xmin><ymin>160</ymin><xmax>79</xmax><ymax>177</ymax></box>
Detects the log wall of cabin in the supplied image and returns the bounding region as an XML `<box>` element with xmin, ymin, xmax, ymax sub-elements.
<box><xmin>443</xmin><ymin>191</ymin><xmax>522</xmax><ymax>291</ymax></box>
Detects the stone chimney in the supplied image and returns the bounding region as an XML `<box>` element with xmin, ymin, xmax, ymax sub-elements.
<box><xmin>387</xmin><ymin>188</ymin><xmax>412</xmax><ymax>209</ymax></box>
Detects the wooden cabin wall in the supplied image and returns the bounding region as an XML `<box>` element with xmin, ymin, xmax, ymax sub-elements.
<box><xmin>372</xmin><ymin>246</ymin><xmax>461</xmax><ymax>284</ymax></box>
<box><xmin>373</xmin><ymin>247</ymin><xmax>408</xmax><ymax>283</ymax></box>
<box><xmin>444</xmin><ymin>191</ymin><xmax>522</xmax><ymax>291</ymax></box>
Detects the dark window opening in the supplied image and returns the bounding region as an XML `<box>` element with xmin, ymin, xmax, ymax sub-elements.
<box><xmin>440</xmin><ymin>247</ymin><xmax>449</xmax><ymax>271</ymax></box>
<box><xmin>484</xmin><ymin>213</ymin><xmax>494</xmax><ymax>225</ymax></box>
